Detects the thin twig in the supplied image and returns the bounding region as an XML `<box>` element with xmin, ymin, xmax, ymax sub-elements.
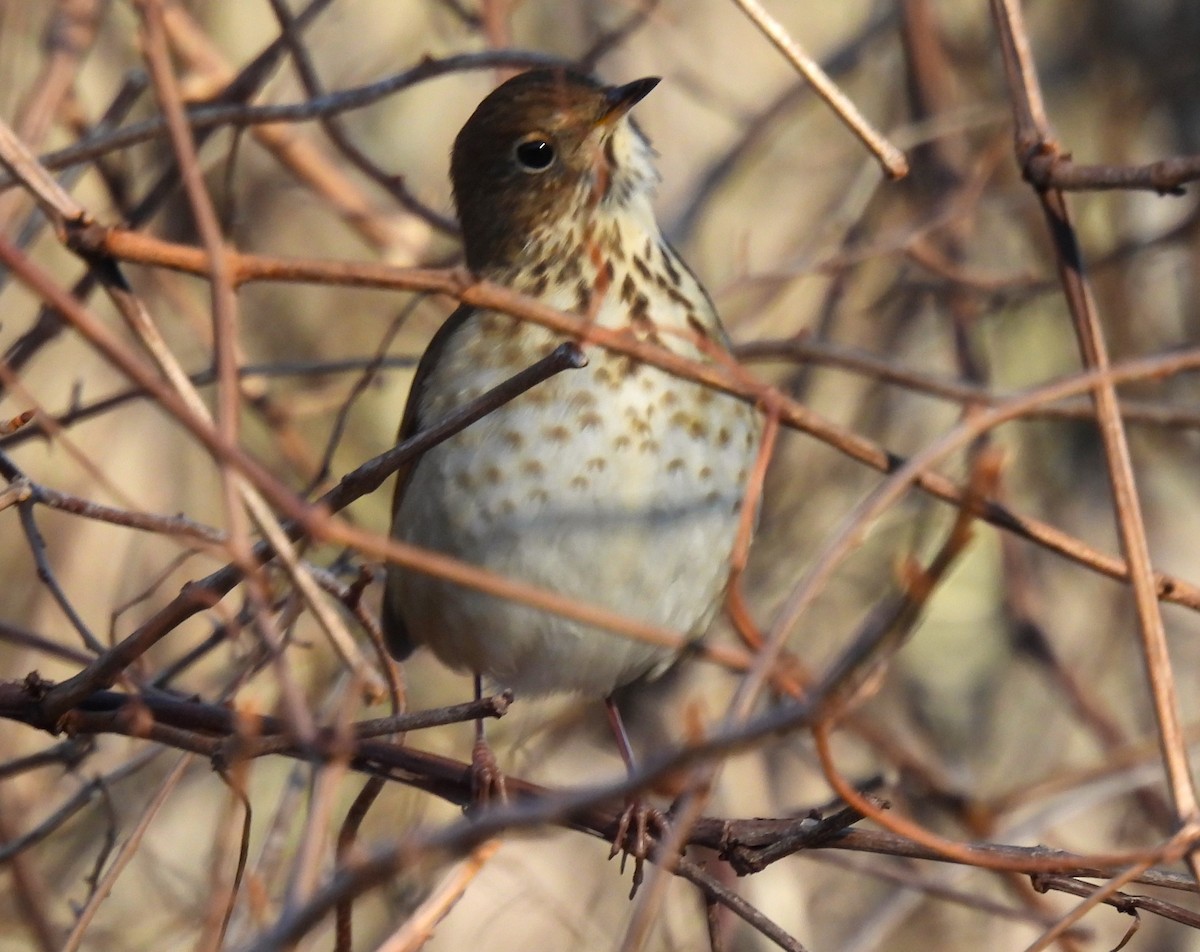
<box><xmin>726</xmin><ymin>0</ymin><xmax>908</xmax><ymax>178</ymax></box>
<box><xmin>0</xmin><ymin>51</ymin><xmax>571</xmax><ymax>191</ymax></box>
<box><xmin>990</xmin><ymin>0</ymin><xmax>1200</xmax><ymax>883</ymax></box>
<box><xmin>69</xmin><ymin>227</ymin><xmax>1200</xmax><ymax>613</ymax></box>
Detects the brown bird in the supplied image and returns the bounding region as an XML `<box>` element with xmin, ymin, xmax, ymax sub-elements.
<box><xmin>382</xmin><ymin>68</ymin><xmax>761</xmax><ymax>855</ymax></box>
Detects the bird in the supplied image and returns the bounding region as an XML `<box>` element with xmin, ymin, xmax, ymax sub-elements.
<box><xmin>381</xmin><ymin>67</ymin><xmax>761</xmax><ymax>869</ymax></box>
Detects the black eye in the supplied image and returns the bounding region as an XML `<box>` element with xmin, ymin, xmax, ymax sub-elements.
<box><xmin>514</xmin><ymin>137</ymin><xmax>555</xmax><ymax>172</ymax></box>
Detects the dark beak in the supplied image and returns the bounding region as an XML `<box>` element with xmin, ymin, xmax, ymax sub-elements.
<box><xmin>598</xmin><ymin>77</ymin><xmax>660</xmax><ymax>127</ymax></box>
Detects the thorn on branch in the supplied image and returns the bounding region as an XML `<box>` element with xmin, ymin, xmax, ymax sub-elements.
<box><xmin>342</xmin><ymin>565</ymin><xmax>375</xmax><ymax>610</ymax></box>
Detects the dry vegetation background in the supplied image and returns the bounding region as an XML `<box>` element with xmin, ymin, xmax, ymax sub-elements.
<box><xmin>3</xmin><ymin>0</ymin><xmax>1200</xmax><ymax>950</ymax></box>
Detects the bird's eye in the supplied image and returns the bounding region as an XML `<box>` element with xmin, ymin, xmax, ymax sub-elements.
<box><xmin>514</xmin><ymin>137</ymin><xmax>555</xmax><ymax>172</ymax></box>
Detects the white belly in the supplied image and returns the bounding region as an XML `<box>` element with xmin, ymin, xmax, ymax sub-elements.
<box><xmin>388</xmin><ymin>316</ymin><xmax>759</xmax><ymax>696</ymax></box>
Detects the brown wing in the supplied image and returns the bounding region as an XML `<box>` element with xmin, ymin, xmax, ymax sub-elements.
<box><xmin>381</xmin><ymin>304</ymin><xmax>475</xmax><ymax>659</ymax></box>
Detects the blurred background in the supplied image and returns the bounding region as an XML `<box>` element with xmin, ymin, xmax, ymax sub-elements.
<box><xmin>3</xmin><ymin>0</ymin><xmax>1200</xmax><ymax>949</ymax></box>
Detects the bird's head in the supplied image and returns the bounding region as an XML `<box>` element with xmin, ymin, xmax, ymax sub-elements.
<box><xmin>450</xmin><ymin>68</ymin><xmax>662</xmax><ymax>273</ymax></box>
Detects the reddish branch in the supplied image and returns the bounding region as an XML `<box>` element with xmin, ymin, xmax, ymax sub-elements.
<box><xmin>64</xmin><ymin>224</ymin><xmax>1200</xmax><ymax>616</ymax></box>
<box><xmin>991</xmin><ymin>0</ymin><xmax>1200</xmax><ymax>892</ymax></box>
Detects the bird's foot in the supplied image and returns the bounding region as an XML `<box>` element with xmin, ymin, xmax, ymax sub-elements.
<box><xmin>608</xmin><ymin>798</ymin><xmax>667</xmax><ymax>898</ymax></box>
<box><xmin>468</xmin><ymin>737</ymin><xmax>508</xmax><ymax>808</ymax></box>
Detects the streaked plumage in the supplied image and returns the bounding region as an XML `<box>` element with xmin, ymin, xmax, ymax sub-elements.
<box><xmin>383</xmin><ymin>69</ymin><xmax>760</xmax><ymax>697</ymax></box>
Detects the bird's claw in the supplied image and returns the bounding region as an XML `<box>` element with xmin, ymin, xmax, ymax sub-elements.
<box><xmin>468</xmin><ymin>737</ymin><xmax>508</xmax><ymax>808</ymax></box>
<box><xmin>608</xmin><ymin>799</ymin><xmax>667</xmax><ymax>898</ymax></box>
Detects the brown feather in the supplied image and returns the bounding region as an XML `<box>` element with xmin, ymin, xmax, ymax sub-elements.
<box><xmin>382</xmin><ymin>303</ymin><xmax>475</xmax><ymax>659</ymax></box>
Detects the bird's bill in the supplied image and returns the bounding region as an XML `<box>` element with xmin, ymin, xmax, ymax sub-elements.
<box><xmin>597</xmin><ymin>77</ymin><xmax>661</xmax><ymax>128</ymax></box>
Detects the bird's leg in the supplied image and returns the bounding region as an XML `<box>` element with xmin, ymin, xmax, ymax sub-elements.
<box><xmin>469</xmin><ymin>673</ymin><xmax>507</xmax><ymax>806</ymax></box>
<box><xmin>604</xmin><ymin>696</ymin><xmax>665</xmax><ymax>897</ymax></box>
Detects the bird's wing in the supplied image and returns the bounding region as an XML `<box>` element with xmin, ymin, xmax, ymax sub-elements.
<box><xmin>381</xmin><ymin>303</ymin><xmax>475</xmax><ymax>659</ymax></box>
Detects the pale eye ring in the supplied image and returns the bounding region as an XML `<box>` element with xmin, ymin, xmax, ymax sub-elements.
<box><xmin>514</xmin><ymin>136</ymin><xmax>556</xmax><ymax>172</ymax></box>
